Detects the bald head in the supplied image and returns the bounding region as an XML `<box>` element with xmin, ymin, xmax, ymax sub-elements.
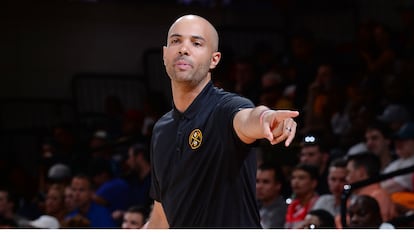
<box><xmin>167</xmin><ymin>14</ymin><xmax>219</xmax><ymax>51</ymax></box>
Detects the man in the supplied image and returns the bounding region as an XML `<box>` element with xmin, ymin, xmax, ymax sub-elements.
<box><xmin>65</xmin><ymin>174</ymin><xmax>116</xmax><ymax>228</ymax></box>
<box><xmin>377</xmin><ymin>104</ymin><xmax>411</xmax><ymax>133</ymax></box>
<box><xmin>88</xmin><ymin>158</ymin><xmax>130</xmax><ymax>217</ymax></box>
<box><xmin>145</xmin><ymin>15</ymin><xmax>299</xmax><ymax>228</ymax></box>
<box><xmin>348</xmin><ymin>195</ymin><xmax>394</xmax><ymax>229</ymax></box>
<box><xmin>298</xmin><ymin>133</ymin><xmax>330</xmax><ymax>194</ymax></box>
<box><xmin>124</xmin><ymin>143</ymin><xmax>152</xmax><ymax>210</ymax></box>
<box><xmin>346</xmin><ymin>152</ymin><xmax>396</xmax><ymax>222</ymax></box>
<box><xmin>285</xmin><ymin>163</ymin><xmax>319</xmax><ymax>229</ymax></box>
<box><xmin>381</xmin><ymin>122</ymin><xmax>414</xmax><ymax>193</ymax></box>
<box><xmin>364</xmin><ymin>121</ymin><xmax>395</xmax><ymax>172</ymax></box>
<box><xmin>121</xmin><ymin>205</ymin><xmax>149</xmax><ymax>229</ymax></box>
<box><xmin>64</xmin><ymin>186</ymin><xmax>76</xmax><ymax>213</ymax></box>
<box><xmin>0</xmin><ymin>188</ymin><xmax>27</xmax><ymax>227</ymax></box>
<box><xmin>256</xmin><ymin>163</ymin><xmax>287</xmax><ymax>228</ymax></box>
<box><xmin>298</xmin><ymin>209</ymin><xmax>335</xmax><ymax>229</ymax></box>
<box><xmin>312</xmin><ymin>158</ymin><xmax>348</xmax><ymax>217</ymax></box>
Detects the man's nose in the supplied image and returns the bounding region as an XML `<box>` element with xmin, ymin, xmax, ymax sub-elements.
<box><xmin>178</xmin><ymin>43</ymin><xmax>189</xmax><ymax>55</ymax></box>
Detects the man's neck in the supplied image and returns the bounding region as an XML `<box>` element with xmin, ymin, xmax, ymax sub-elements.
<box><xmin>297</xmin><ymin>192</ymin><xmax>316</xmax><ymax>205</ymax></box>
<box><xmin>261</xmin><ymin>195</ymin><xmax>281</xmax><ymax>207</ymax></box>
<box><xmin>171</xmin><ymin>76</ymin><xmax>210</xmax><ymax>112</ymax></box>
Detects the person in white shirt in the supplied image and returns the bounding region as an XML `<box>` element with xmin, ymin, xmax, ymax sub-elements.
<box><xmin>312</xmin><ymin>158</ymin><xmax>347</xmax><ymax>217</ymax></box>
<box><xmin>381</xmin><ymin>122</ymin><xmax>414</xmax><ymax>193</ymax></box>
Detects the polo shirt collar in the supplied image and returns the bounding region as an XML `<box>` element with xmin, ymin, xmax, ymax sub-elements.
<box><xmin>173</xmin><ymin>81</ymin><xmax>214</xmax><ymax>120</ymax></box>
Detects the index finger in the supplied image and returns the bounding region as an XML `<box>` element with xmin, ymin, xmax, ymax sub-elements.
<box><xmin>273</xmin><ymin>110</ymin><xmax>300</xmax><ymax>121</ymax></box>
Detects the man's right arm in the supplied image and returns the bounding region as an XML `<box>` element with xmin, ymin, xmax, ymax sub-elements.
<box><xmin>142</xmin><ymin>201</ymin><xmax>169</xmax><ymax>229</ymax></box>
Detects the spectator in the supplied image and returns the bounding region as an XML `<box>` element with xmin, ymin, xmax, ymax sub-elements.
<box><xmin>377</xmin><ymin>104</ymin><xmax>411</xmax><ymax>133</ymax></box>
<box><xmin>123</xmin><ymin>143</ymin><xmax>152</xmax><ymax>210</ymax></box>
<box><xmin>0</xmin><ymin>188</ymin><xmax>28</xmax><ymax>227</ymax></box>
<box><xmin>47</xmin><ymin>163</ymin><xmax>72</xmax><ymax>185</ymax></box>
<box><xmin>65</xmin><ymin>174</ymin><xmax>116</xmax><ymax>228</ymax></box>
<box><xmin>298</xmin><ymin>132</ymin><xmax>330</xmax><ymax>195</ymax></box>
<box><xmin>64</xmin><ymin>186</ymin><xmax>76</xmax><ymax>213</ymax></box>
<box><xmin>364</xmin><ymin>120</ymin><xmax>396</xmax><ymax>172</ymax></box>
<box><xmin>256</xmin><ymin>163</ymin><xmax>287</xmax><ymax>228</ymax></box>
<box><xmin>89</xmin><ymin>130</ymin><xmax>113</xmax><ymax>160</ymax></box>
<box><xmin>381</xmin><ymin>122</ymin><xmax>414</xmax><ymax>193</ymax></box>
<box><xmin>88</xmin><ymin>157</ymin><xmax>130</xmax><ymax>215</ymax></box>
<box><xmin>347</xmin><ymin>195</ymin><xmax>395</xmax><ymax>229</ymax></box>
<box><xmin>303</xmin><ymin>63</ymin><xmax>344</xmax><ymax>135</ymax></box>
<box><xmin>312</xmin><ymin>158</ymin><xmax>348</xmax><ymax>217</ymax></box>
<box><xmin>121</xmin><ymin>205</ymin><xmax>149</xmax><ymax>229</ymax></box>
<box><xmin>45</xmin><ymin>184</ymin><xmax>67</xmax><ymax>224</ymax></box>
<box><xmin>346</xmin><ymin>152</ymin><xmax>396</xmax><ymax>221</ymax></box>
<box><xmin>297</xmin><ymin>209</ymin><xmax>335</xmax><ymax>229</ymax></box>
<box><xmin>285</xmin><ymin>163</ymin><xmax>319</xmax><ymax>229</ymax></box>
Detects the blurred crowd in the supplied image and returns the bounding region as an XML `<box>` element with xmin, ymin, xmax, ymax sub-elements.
<box><xmin>1</xmin><ymin>6</ymin><xmax>414</xmax><ymax>229</ymax></box>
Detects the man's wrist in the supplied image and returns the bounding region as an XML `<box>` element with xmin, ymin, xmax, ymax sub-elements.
<box><xmin>259</xmin><ymin>109</ymin><xmax>273</xmax><ymax>124</ymax></box>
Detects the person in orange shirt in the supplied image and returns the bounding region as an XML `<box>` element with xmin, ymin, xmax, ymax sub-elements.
<box><xmin>346</xmin><ymin>152</ymin><xmax>396</xmax><ymax>222</ymax></box>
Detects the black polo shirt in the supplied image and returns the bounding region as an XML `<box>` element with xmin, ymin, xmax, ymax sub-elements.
<box><xmin>150</xmin><ymin>81</ymin><xmax>261</xmax><ymax>228</ymax></box>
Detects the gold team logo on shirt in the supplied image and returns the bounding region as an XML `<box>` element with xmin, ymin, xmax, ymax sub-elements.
<box><xmin>189</xmin><ymin>129</ymin><xmax>202</xmax><ymax>150</ymax></box>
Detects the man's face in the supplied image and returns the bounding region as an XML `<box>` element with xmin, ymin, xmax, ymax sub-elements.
<box><xmin>122</xmin><ymin>212</ymin><xmax>145</xmax><ymax>229</ymax></box>
<box><xmin>71</xmin><ymin>177</ymin><xmax>92</xmax><ymax>209</ymax></box>
<box><xmin>348</xmin><ymin>198</ymin><xmax>378</xmax><ymax>228</ymax></box>
<box><xmin>256</xmin><ymin>169</ymin><xmax>281</xmax><ymax>202</ymax></box>
<box><xmin>394</xmin><ymin>139</ymin><xmax>414</xmax><ymax>159</ymax></box>
<box><xmin>45</xmin><ymin>188</ymin><xmax>64</xmax><ymax>215</ymax></box>
<box><xmin>365</xmin><ymin>129</ymin><xmax>389</xmax><ymax>155</ymax></box>
<box><xmin>301</xmin><ymin>214</ymin><xmax>322</xmax><ymax>229</ymax></box>
<box><xmin>346</xmin><ymin>160</ymin><xmax>363</xmax><ymax>184</ymax></box>
<box><xmin>64</xmin><ymin>187</ymin><xmax>76</xmax><ymax>212</ymax></box>
<box><xmin>291</xmin><ymin>169</ymin><xmax>316</xmax><ymax>197</ymax></box>
<box><xmin>163</xmin><ymin>16</ymin><xmax>220</xmax><ymax>86</ymax></box>
<box><xmin>327</xmin><ymin>166</ymin><xmax>347</xmax><ymax>197</ymax></box>
<box><xmin>300</xmin><ymin>145</ymin><xmax>325</xmax><ymax>168</ymax></box>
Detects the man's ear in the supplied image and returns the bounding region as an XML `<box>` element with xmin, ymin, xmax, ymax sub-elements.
<box><xmin>209</xmin><ymin>52</ymin><xmax>221</xmax><ymax>69</ymax></box>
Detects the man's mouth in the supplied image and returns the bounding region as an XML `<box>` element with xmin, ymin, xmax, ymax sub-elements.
<box><xmin>174</xmin><ymin>58</ymin><xmax>192</xmax><ymax>70</ymax></box>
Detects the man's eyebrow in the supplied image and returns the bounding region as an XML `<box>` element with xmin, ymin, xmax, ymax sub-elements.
<box><xmin>191</xmin><ymin>35</ymin><xmax>206</xmax><ymax>42</ymax></box>
<box><xmin>169</xmin><ymin>33</ymin><xmax>206</xmax><ymax>42</ymax></box>
<box><xmin>169</xmin><ymin>33</ymin><xmax>182</xmax><ymax>38</ymax></box>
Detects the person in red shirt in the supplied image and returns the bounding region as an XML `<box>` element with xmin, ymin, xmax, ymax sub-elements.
<box><xmin>285</xmin><ymin>163</ymin><xmax>319</xmax><ymax>229</ymax></box>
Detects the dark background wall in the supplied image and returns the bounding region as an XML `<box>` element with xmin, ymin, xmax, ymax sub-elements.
<box><xmin>1</xmin><ymin>0</ymin><xmax>412</xmax><ymax>176</ymax></box>
<box><xmin>1</xmin><ymin>0</ymin><xmax>408</xmax><ymax>99</ymax></box>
